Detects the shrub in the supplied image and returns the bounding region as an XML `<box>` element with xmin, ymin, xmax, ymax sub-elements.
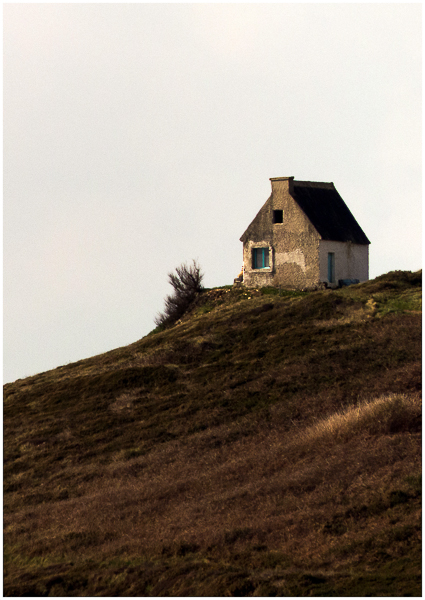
<box><xmin>154</xmin><ymin>260</ymin><xmax>204</xmax><ymax>328</ymax></box>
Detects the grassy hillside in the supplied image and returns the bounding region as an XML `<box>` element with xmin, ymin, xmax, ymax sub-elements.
<box><xmin>4</xmin><ymin>270</ymin><xmax>422</xmax><ymax>596</ymax></box>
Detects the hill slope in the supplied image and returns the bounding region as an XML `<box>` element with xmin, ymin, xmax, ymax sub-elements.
<box><xmin>4</xmin><ymin>271</ymin><xmax>422</xmax><ymax>596</ymax></box>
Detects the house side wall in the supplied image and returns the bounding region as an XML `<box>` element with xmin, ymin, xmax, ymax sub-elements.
<box><xmin>242</xmin><ymin>178</ymin><xmax>321</xmax><ymax>289</ymax></box>
<box><xmin>319</xmin><ymin>240</ymin><xmax>369</xmax><ymax>286</ymax></box>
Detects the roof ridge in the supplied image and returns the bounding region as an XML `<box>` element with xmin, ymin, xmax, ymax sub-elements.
<box><xmin>293</xmin><ymin>180</ymin><xmax>334</xmax><ymax>189</ymax></box>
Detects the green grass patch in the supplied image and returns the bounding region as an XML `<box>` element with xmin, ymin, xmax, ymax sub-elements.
<box><xmin>259</xmin><ymin>286</ymin><xmax>307</xmax><ymax>298</ymax></box>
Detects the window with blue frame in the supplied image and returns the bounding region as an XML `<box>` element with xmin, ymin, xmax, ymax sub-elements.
<box><xmin>252</xmin><ymin>247</ymin><xmax>270</xmax><ymax>269</ymax></box>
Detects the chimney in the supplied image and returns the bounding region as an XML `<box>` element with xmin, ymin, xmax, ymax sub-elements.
<box><xmin>269</xmin><ymin>176</ymin><xmax>294</xmax><ymax>195</ymax></box>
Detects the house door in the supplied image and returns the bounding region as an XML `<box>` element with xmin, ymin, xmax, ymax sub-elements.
<box><xmin>328</xmin><ymin>253</ymin><xmax>335</xmax><ymax>284</ymax></box>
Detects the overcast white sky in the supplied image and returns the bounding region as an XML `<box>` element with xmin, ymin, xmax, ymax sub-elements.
<box><xmin>4</xmin><ymin>3</ymin><xmax>422</xmax><ymax>384</ymax></box>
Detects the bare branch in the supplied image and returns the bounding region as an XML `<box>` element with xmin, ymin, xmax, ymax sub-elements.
<box><xmin>155</xmin><ymin>260</ymin><xmax>204</xmax><ymax>328</ymax></box>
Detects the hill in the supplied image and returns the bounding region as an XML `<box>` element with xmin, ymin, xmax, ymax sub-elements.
<box><xmin>4</xmin><ymin>270</ymin><xmax>422</xmax><ymax>596</ymax></box>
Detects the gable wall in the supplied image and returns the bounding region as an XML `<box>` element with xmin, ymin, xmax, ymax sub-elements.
<box><xmin>242</xmin><ymin>178</ymin><xmax>321</xmax><ymax>289</ymax></box>
<box><xmin>272</xmin><ymin>179</ymin><xmax>321</xmax><ymax>289</ymax></box>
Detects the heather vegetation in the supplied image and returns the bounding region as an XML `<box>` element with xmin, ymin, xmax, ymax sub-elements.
<box><xmin>4</xmin><ymin>270</ymin><xmax>421</xmax><ymax>596</ymax></box>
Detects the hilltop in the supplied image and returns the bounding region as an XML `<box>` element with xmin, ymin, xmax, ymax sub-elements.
<box><xmin>4</xmin><ymin>270</ymin><xmax>422</xmax><ymax>596</ymax></box>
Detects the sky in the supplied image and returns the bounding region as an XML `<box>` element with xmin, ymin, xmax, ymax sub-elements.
<box><xmin>4</xmin><ymin>3</ymin><xmax>422</xmax><ymax>384</ymax></box>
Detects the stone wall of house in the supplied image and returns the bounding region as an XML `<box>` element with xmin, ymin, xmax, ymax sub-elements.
<box><xmin>318</xmin><ymin>240</ymin><xmax>369</xmax><ymax>287</ymax></box>
<box><xmin>242</xmin><ymin>177</ymin><xmax>321</xmax><ymax>289</ymax></box>
<box><xmin>270</xmin><ymin>178</ymin><xmax>321</xmax><ymax>289</ymax></box>
<box><xmin>242</xmin><ymin>239</ymin><xmax>274</xmax><ymax>287</ymax></box>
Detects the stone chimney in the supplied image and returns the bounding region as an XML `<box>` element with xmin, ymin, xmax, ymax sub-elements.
<box><xmin>269</xmin><ymin>176</ymin><xmax>295</xmax><ymax>195</ymax></box>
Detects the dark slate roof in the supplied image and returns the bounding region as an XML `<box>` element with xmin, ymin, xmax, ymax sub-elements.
<box><xmin>292</xmin><ymin>184</ymin><xmax>370</xmax><ymax>244</ymax></box>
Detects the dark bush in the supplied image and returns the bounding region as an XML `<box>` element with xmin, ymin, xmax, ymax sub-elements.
<box><xmin>155</xmin><ymin>260</ymin><xmax>204</xmax><ymax>328</ymax></box>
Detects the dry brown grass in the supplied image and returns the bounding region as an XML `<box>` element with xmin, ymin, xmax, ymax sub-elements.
<box><xmin>4</xmin><ymin>419</ymin><xmax>421</xmax><ymax>594</ymax></box>
<box><xmin>298</xmin><ymin>393</ymin><xmax>421</xmax><ymax>447</ymax></box>
<box><xmin>5</xmin><ymin>393</ymin><xmax>420</xmax><ymax>559</ymax></box>
<box><xmin>4</xmin><ymin>271</ymin><xmax>421</xmax><ymax>596</ymax></box>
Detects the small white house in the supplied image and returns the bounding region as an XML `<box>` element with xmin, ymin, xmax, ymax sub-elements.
<box><xmin>240</xmin><ymin>176</ymin><xmax>370</xmax><ymax>289</ymax></box>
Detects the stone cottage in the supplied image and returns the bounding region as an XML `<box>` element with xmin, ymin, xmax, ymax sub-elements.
<box><xmin>240</xmin><ymin>176</ymin><xmax>370</xmax><ymax>289</ymax></box>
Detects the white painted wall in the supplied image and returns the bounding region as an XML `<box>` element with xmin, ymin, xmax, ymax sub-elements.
<box><xmin>319</xmin><ymin>241</ymin><xmax>369</xmax><ymax>286</ymax></box>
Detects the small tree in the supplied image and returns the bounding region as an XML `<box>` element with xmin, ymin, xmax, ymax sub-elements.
<box><xmin>155</xmin><ymin>260</ymin><xmax>204</xmax><ymax>328</ymax></box>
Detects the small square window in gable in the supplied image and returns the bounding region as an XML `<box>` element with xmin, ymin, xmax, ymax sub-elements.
<box><xmin>273</xmin><ymin>210</ymin><xmax>283</xmax><ymax>224</ymax></box>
